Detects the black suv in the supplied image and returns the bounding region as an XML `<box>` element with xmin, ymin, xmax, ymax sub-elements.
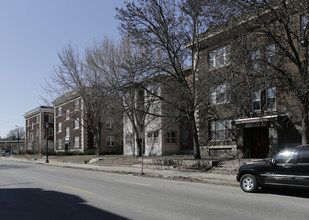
<box><xmin>236</xmin><ymin>145</ymin><xmax>309</xmax><ymax>192</ymax></box>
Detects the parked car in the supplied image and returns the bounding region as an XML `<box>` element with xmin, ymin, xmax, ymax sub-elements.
<box><xmin>236</xmin><ymin>145</ymin><xmax>309</xmax><ymax>192</ymax></box>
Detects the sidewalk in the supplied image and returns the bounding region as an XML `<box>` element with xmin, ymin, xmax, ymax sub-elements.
<box><xmin>0</xmin><ymin>156</ymin><xmax>239</xmax><ymax>187</ymax></box>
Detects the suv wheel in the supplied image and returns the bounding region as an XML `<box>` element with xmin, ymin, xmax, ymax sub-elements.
<box><xmin>240</xmin><ymin>174</ymin><xmax>258</xmax><ymax>192</ymax></box>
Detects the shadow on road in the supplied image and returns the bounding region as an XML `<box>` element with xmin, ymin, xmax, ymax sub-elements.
<box><xmin>0</xmin><ymin>164</ymin><xmax>30</xmax><ymax>170</ymax></box>
<box><xmin>0</xmin><ymin>188</ymin><xmax>128</xmax><ymax>220</ymax></box>
<box><xmin>257</xmin><ymin>187</ymin><xmax>309</xmax><ymax>199</ymax></box>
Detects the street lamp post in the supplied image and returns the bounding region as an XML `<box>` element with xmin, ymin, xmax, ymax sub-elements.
<box><xmin>45</xmin><ymin>123</ymin><xmax>49</xmax><ymax>163</ymax></box>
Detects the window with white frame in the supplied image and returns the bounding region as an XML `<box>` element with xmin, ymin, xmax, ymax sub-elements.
<box><xmin>74</xmin><ymin>136</ymin><xmax>80</xmax><ymax>148</ymax></box>
<box><xmin>31</xmin><ymin>122</ymin><xmax>34</xmax><ymax>130</ymax></box>
<box><xmin>57</xmin><ymin>107</ymin><xmax>62</xmax><ymax>116</ymax></box>
<box><xmin>57</xmin><ymin>122</ymin><xmax>62</xmax><ymax>133</ymax></box>
<box><xmin>251</xmin><ymin>90</ymin><xmax>261</xmax><ymax>112</ymax></box>
<box><xmin>301</xmin><ymin>15</ymin><xmax>308</xmax><ymax>40</ymax></box>
<box><xmin>210</xmin><ymin>120</ymin><xmax>232</xmax><ymax>141</ymax></box>
<box><xmin>35</xmin><ymin>128</ymin><xmax>39</xmax><ymax>137</ymax></box>
<box><xmin>65</xmin><ymin>127</ymin><xmax>70</xmax><ymax>138</ymax></box>
<box><xmin>148</xmin><ymin>131</ymin><xmax>159</xmax><ymax>145</ymax></box>
<box><xmin>265</xmin><ymin>43</ymin><xmax>275</xmax><ymax>64</ymax></box>
<box><xmin>209</xmin><ymin>45</ymin><xmax>231</xmax><ymax>69</ymax></box>
<box><xmin>106</xmin><ymin>136</ymin><xmax>115</xmax><ymax>147</ymax></box>
<box><xmin>27</xmin><ymin>131</ymin><xmax>29</xmax><ymax>139</ymax></box>
<box><xmin>65</xmin><ymin>110</ymin><xmax>70</xmax><ymax>120</ymax></box>
<box><xmin>251</xmin><ymin>87</ymin><xmax>276</xmax><ymax>112</ymax></box>
<box><xmin>210</xmin><ymin>83</ymin><xmax>231</xmax><ymax>105</ymax></box>
<box><xmin>57</xmin><ymin>139</ymin><xmax>62</xmax><ymax>149</ymax></box>
<box><xmin>75</xmin><ymin>99</ymin><xmax>80</xmax><ymax>111</ymax></box>
<box><xmin>106</xmin><ymin>117</ymin><xmax>115</xmax><ymax>129</ymax></box>
<box><xmin>250</xmin><ymin>50</ymin><xmax>260</xmax><ymax>70</ymax></box>
<box><xmin>266</xmin><ymin>86</ymin><xmax>276</xmax><ymax>110</ymax></box>
<box><xmin>30</xmin><ymin>133</ymin><xmax>34</xmax><ymax>142</ymax></box>
<box><xmin>74</xmin><ymin>118</ymin><xmax>80</xmax><ymax>129</ymax></box>
<box><xmin>165</xmin><ymin>131</ymin><xmax>176</xmax><ymax>144</ymax></box>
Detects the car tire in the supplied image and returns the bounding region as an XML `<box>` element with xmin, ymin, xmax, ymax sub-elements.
<box><xmin>240</xmin><ymin>174</ymin><xmax>258</xmax><ymax>193</ymax></box>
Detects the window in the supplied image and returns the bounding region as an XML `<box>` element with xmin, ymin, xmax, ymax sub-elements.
<box><xmin>30</xmin><ymin>133</ymin><xmax>34</xmax><ymax>142</ymax></box>
<box><xmin>74</xmin><ymin>136</ymin><xmax>80</xmax><ymax>148</ymax></box>
<box><xmin>65</xmin><ymin>127</ymin><xmax>70</xmax><ymax>138</ymax></box>
<box><xmin>165</xmin><ymin>131</ymin><xmax>176</xmax><ymax>144</ymax></box>
<box><xmin>273</xmin><ymin>150</ymin><xmax>296</xmax><ymax>164</ymax></box>
<box><xmin>48</xmin><ymin>115</ymin><xmax>53</xmax><ymax>123</ymax></box>
<box><xmin>251</xmin><ymin>87</ymin><xmax>276</xmax><ymax>112</ymax></box>
<box><xmin>27</xmin><ymin>131</ymin><xmax>29</xmax><ymax>139</ymax></box>
<box><xmin>57</xmin><ymin>107</ymin><xmax>62</xmax><ymax>116</ymax></box>
<box><xmin>106</xmin><ymin>136</ymin><xmax>115</xmax><ymax>147</ymax></box>
<box><xmin>182</xmin><ymin>130</ymin><xmax>188</xmax><ymax>145</ymax></box>
<box><xmin>31</xmin><ymin>122</ymin><xmax>34</xmax><ymax>130</ymax></box>
<box><xmin>57</xmin><ymin>122</ymin><xmax>62</xmax><ymax>133</ymax></box>
<box><xmin>210</xmin><ymin>120</ymin><xmax>232</xmax><ymax>141</ymax></box>
<box><xmin>210</xmin><ymin>83</ymin><xmax>231</xmax><ymax>105</ymax></box>
<box><xmin>266</xmin><ymin>87</ymin><xmax>276</xmax><ymax>110</ymax></box>
<box><xmin>49</xmin><ymin>128</ymin><xmax>53</xmax><ymax>137</ymax></box>
<box><xmin>147</xmin><ymin>106</ymin><xmax>159</xmax><ymax>121</ymax></box>
<box><xmin>209</xmin><ymin>45</ymin><xmax>231</xmax><ymax>69</ymax></box>
<box><xmin>74</xmin><ymin>118</ymin><xmax>80</xmax><ymax>129</ymax></box>
<box><xmin>57</xmin><ymin>139</ymin><xmax>62</xmax><ymax>149</ymax></box>
<box><xmin>301</xmin><ymin>15</ymin><xmax>308</xmax><ymax>41</ymax></box>
<box><xmin>125</xmin><ymin>133</ymin><xmax>135</xmax><ymax>146</ymax></box>
<box><xmin>65</xmin><ymin>110</ymin><xmax>70</xmax><ymax>120</ymax></box>
<box><xmin>250</xmin><ymin>50</ymin><xmax>260</xmax><ymax>70</ymax></box>
<box><xmin>148</xmin><ymin>131</ymin><xmax>159</xmax><ymax>145</ymax></box>
<box><xmin>75</xmin><ymin>99</ymin><xmax>80</xmax><ymax>111</ymax></box>
<box><xmin>265</xmin><ymin>43</ymin><xmax>275</xmax><ymax>64</ymax></box>
<box><xmin>298</xmin><ymin>149</ymin><xmax>309</xmax><ymax>163</ymax></box>
<box><xmin>106</xmin><ymin>118</ymin><xmax>115</xmax><ymax>129</ymax></box>
<box><xmin>251</xmin><ymin>90</ymin><xmax>261</xmax><ymax>111</ymax></box>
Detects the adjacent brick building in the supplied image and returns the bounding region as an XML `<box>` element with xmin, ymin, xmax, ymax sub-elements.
<box><xmin>24</xmin><ymin>106</ymin><xmax>54</xmax><ymax>153</ymax></box>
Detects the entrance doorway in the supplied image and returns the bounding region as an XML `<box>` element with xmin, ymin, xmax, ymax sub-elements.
<box><xmin>244</xmin><ymin>126</ymin><xmax>269</xmax><ymax>158</ymax></box>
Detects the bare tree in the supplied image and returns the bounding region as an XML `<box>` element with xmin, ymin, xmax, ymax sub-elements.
<box><xmin>45</xmin><ymin>44</ymin><xmax>118</xmax><ymax>156</ymax></box>
<box><xmin>115</xmin><ymin>0</ymin><xmax>228</xmax><ymax>159</ymax></box>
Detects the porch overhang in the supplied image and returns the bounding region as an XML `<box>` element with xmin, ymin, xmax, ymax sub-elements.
<box><xmin>233</xmin><ymin>113</ymin><xmax>289</xmax><ymax>125</ymax></box>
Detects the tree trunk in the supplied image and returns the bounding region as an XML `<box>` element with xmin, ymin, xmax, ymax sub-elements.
<box><xmin>190</xmin><ymin>112</ymin><xmax>201</xmax><ymax>159</ymax></box>
<box><xmin>136</xmin><ymin>138</ymin><xmax>143</xmax><ymax>157</ymax></box>
<box><xmin>302</xmin><ymin>94</ymin><xmax>309</xmax><ymax>145</ymax></box>
<box><xmin>95</xmin><ymin>133</ymin><xmax>102</xmax><ymax>156</ymax></box>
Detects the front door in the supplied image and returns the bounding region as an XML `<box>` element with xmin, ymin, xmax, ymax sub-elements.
<box><xmin>244</xmin><ymin>126</ymin><xmax>269</xmax><ymax>158</ymax></box>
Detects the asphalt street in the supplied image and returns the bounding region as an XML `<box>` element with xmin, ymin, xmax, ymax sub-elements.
<box><xmin>1</xmin><ymin>159</ymin><xmax>309</xmax><ymax>220</ymax></box>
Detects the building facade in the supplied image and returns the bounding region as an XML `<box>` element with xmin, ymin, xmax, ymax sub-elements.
<box><xmin>123</xmin><ymin>85</ymin><xmax>193</xmax><ymax>156</ymax></box>
<box><xmin>24</xmin><ymin>106</ymin><xmax>54</xmax><ymax>153</ymax></box>
<box><xmin>52</xmin><ymin>92</ymin><xmax>123</xmax><ymax>154</ymax></box>
<box><xmin>195</xmin><ymin>9</ymin><xmax>304</xmax><ymax>158</ymax></box>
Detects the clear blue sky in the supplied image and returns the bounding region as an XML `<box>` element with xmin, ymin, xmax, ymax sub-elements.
<box><xmin>0</xmin><ymin>0</ymin><xmax>125</xmax><ymax>138</ymax></box>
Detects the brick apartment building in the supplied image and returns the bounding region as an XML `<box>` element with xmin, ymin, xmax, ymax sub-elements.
<box><xmin>24</xmin><ymin>106</ymin><xmax>54</xmax><ymax>153</ymax></box>
<box><xmin>52</xmin><ymin>91</ymin><xmax>123</xmax><ymax>154</ymax></box>
<box><xmin>194</xmin><ymin>7</ymin><xmax>305</xmax><ymax>158</ymax></box>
